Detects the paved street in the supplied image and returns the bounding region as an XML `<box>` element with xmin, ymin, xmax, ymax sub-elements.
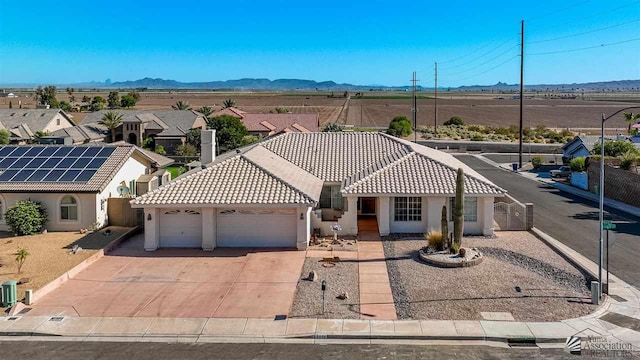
<box><xmin>0</xmin><ymin>342</ymin><xmax>575</xmax><ymax>360</ymax></box>
<box><xmin>455</xmin><ymin>155</ymin><xmax>640</xmax><ymax>289</ymax></box>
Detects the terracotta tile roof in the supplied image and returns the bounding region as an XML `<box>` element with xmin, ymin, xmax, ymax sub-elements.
<box><xmin>241</xmin><ymin>113</ymin><xmax>320</xmax><ymax>134</ymax></box>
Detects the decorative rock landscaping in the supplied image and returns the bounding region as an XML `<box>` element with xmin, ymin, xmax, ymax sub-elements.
<box><xmin>419</xmin><ymin>248</ymin><xmax>484</xmax><ymax>268</ymax></box>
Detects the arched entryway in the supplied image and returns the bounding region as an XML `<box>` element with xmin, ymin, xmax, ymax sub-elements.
<box><xmin>128</xmin><ymin>133</ymin><xmax>138</xmax><ymax>145</ymax></box>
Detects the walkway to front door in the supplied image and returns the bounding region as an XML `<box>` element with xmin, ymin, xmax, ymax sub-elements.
<box><xmin>357</xmin><ymin>217</ymin><xmax>397</xmax><ymax>320</ymax></box>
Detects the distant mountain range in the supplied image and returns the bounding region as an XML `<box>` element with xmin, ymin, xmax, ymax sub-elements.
<box><xmin>1</xmin><ymin>78</ymin><xmax>638</xmax><ymax>91</ymax></box>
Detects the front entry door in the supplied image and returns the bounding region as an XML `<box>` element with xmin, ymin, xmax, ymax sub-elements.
<box><xmin>360</xmin><ymin>197</ymin><xmax>376</xmax><ymax>215</ymax></box>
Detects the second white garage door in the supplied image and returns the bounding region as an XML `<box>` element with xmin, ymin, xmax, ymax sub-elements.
<box><xmin>217</xmin><ymin>209</ymin><xmax>297</xmax><ymax>247</ymax></box>
<box><xmin>159</xmin><ymin>209</ymin><xmax>202</xmax><ymax>247</ymax></box>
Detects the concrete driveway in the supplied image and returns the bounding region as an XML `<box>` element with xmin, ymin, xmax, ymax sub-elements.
<box><xmin>24</xmin><ymin>234</ymin><xmax>306</xmax><ymax>318</ymax></box>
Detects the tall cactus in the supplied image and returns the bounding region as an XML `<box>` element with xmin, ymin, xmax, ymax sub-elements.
<box><xmin>453</xmin><ymin>168</ymin><xmax>464</xmax><ymax>248</ymax></box>
<box><xmin>441</xmin><ymin>205</ymin><xmax>450</xmax><ymax>249</ymax></box>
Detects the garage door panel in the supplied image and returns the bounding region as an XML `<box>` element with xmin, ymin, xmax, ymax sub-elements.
<box><xmin>217</xmin><ymin>209</ymin><xmax>296</xmax><ymax>247</ymax></box>
<box><xmin>160</xmin><ymin>209</ymin><xmax>202</xmax><ymax>247</ymax></box>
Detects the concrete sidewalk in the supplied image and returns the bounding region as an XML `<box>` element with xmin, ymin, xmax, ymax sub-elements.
<box><xmin>2</xmin><ymin>229</ymin><xmax>639</xmax><ymax>349</ymax></box>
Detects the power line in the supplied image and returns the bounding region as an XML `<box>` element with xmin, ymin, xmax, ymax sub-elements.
<box><xmin>439</xmin><ymin>37</ymin><xmax>517</xmax><ymax>70</ymax></box>
<box><xmin>527</xmin><ymin>37</ymin><xmax>640</xmax><ymax>55</ymax></box>
<box><xmin>528</xmin><ymin>18</ymin><xmax>640</xmax><ymax>44</ymax></box>
<box><xmin>442</xmin><ymin>55</ymin><xmax>519</xmax><ymax>83</ymax></box>
<box><xmin>440</xmin><ymin>44</ymin><xmax>519</xmax><ymax>76</ymax></box>
<box><xmin>531</xmin><ymin>0</ymin><xmax>640</xmax><ymax>32</ymax></box>
<box><xmin>527</xmin><ymin>0</ymin><xmax>591</xmax><ymax>22</ymax></box>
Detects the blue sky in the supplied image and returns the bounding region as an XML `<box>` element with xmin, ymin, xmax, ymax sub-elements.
<box><xmin>0</xmin><ymin>0</ymin><xmax>638</xmax><ymax>87</ymax></box>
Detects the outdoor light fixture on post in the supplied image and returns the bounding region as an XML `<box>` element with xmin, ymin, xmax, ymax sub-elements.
<box><xmin>321</xmin><ymin>280</ymin><xmax>327</xmax><ymax>314</ymax></box>
<box><xmin>598</xmin><ymin>106</ymin><xmax>639</xmax><ymax>298</ymax></box>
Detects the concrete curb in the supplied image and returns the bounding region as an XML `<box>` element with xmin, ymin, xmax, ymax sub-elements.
<box><xmin>30</xmin><ymin>226</ymin><xmax>141</xmax><ymax>304</ymax></box>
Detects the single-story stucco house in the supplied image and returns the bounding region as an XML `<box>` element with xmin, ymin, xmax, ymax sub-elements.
<box><xmin>131</xmin><ymin>131</ymin><xmax>505</xmax><ymax>251</ymax></box>
<box><xmin>562</xmin><ymin>135</ymin><xmax>616</xmax><ymax>159</ymax></box>
<box><xmin>0</xmin><ymin>144</ymin><xmax>172</xmax><ymax>232</ymax></box>
<box><xmin>0</xmin><ymin>109</ymin><xmax>76</xmax><ymax>144</ymax></box>
<box><xmin>210</xmin><ymin>107</ymin><xmax>320</xmax><ymax>137</ymax></box>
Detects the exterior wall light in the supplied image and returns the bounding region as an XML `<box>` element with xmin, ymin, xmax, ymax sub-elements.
<box><xmin>147</xmin><ymin>213</ymin><xmax>152</xmax><ymax>221</ymax></box>
<box><xmin>300</xmin><ymin>213</ymin><xmax>304</xmax><ymax>220</ymax></box>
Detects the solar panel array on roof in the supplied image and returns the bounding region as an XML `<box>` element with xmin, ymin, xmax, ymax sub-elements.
<box><xmin>0</xmin><ymin>146</ymin><xmax>116</xmax><ymax>183</ymax></box>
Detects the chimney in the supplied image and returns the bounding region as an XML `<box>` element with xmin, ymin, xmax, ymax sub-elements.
<box><xmin>201</xmin><ymin>129</ymin><xmax>216</xmax><ymax>165</ymax></box>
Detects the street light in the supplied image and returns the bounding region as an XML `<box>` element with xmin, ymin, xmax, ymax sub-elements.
<box><xmin>598</xmin><ymin>106</ymin><xmax>640</xmax><ymax>298</ymax></box>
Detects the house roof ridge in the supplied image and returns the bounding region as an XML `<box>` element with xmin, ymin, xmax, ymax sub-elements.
<box><xmin>241</xmin><ymin>147</ymin><xmax>320</xmax><ymax>204</ymax></box>
<box><xmin>341</xmin><ymin>149</ymin><xmax>413</xmax><ymax>192</ymax></box>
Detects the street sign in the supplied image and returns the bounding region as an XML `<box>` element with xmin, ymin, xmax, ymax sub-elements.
<box><xmin>603</xmin><ymin>221</ymin><xmax>616</xmax><ymax>230</ymax></box>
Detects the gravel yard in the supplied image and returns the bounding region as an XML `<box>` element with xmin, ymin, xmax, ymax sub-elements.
<box><xmin>0</xmin><ymin>226</ymin><xmax>132</xmax><ymax>305</ymax></box>
<box><xmin>290</xmin><ymin>258</ymin><xmax>360</xmax><ymax>319</ymax></box>
<box><xmin>383</xmin><ymin>231</ymin><xmax>597</xmax><ymax>321</ymax></box>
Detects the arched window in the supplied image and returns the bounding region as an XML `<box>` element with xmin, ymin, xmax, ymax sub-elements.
<box><xmin>60</xmin><ymin>195</ymin><xmax>78</xmax><ymax>221</ymax></box>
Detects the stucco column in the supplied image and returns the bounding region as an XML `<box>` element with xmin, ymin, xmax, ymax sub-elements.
<box><xmin>482</xmin><ymin>197</ymin><xmax>495</xmax><ymax>236</ymax></box>
<box><xmin>345</xmin><ymin>196</ymin><xmax>358</xmax><ymax>235</ymax></box>
<box><xmin>296</xmin><ymin>207</ymin><xmax>312</xmax><ymax>250</ymax></box>
<box><xmin>378</xmin><ymin>196</ymin><xmax>390</xmax><ymax>236</ymax></box>
<box><xmin>427</xmin><ymin>197</ymin><xmax>446</xmax><ymax>234</ymax></box>
<box><xmin>144</xmin><ymin>208</ymin><xmax>160</xmax><ymax>251</ymax></box>
<box><xmin>201</xmin><ymin>208</ymin><xmax>216</xmax><ymax>251</ymax></box>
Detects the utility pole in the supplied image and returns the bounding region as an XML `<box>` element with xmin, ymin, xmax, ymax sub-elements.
<box><xmin>411</xmin><ymin>71</ymin><xmax>419</xmax><ymax>142</ymax></box>
<box><xmin>434</xmin><ymin>62</ymin><xmax>438</xmax><ymax>135</ymax></box>
<box><xmin>519</xmin><ymin>20</ymin><xmax>525</xmax><ymax>169</ymax></box>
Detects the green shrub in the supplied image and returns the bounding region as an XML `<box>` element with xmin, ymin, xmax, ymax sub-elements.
<box><xmin>444</xmin><ymin>116</ymin><xmax>465</xmax><ymax>126</ymax></box>
<box><xmin>323</xmin><ymin>123</ymin><xmax>343</xmax><ymax>132</ymax></box>
<box><xmin>593</xmin><ymin>140</ymin><xmax>640</xmax><ymax>157</ymax></box>
<box><xmin>426</xmin><ymin>230</ymin><xmax>444</xmax><ymax>251</ymax></box>
<box><xmin>451</xmin><ymin>242</ymin><xmax>460</xmax><ymax>254</ymax></box>
<box><xmin>569</xmin><ymin>157</ymin><xmax>587</xmax><ymax>172</ymax></box>
<box><xmin>620</xmin><ymin>151</ymin><xmax>637</xmax><ymax>170</ymax></box>
<box><xmin>5</xmin><ymin>200</ymin><xmax>48</xmax><ymax>236</ymax></box>
<box><xmin>470</xmin><ymin>133</ymin><xmax>485</xmax><ymax>141</ymax></box>
<box><xmin>531</xmin><ymin>156</ymin><xmax>543</xmax><ymax>169</ymax></box>
<box><xmin>387</xmin><ymin>116</ymin><xmax>413</xmax><ymax>137</ymax></box>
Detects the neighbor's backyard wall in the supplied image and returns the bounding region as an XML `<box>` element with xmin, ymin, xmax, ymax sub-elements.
<box><xmin>588</xmin><ymin>159</ymin><xmax>640</xmax><ymax>207</ymax></box>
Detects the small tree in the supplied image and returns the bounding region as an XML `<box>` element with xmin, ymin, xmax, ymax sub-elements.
<box><xmin>32</xmin><ymin>130</ymin><xmax>52</xmax><ymax>142</ymax></box>
<box><xmin>186</xmin><ymin>128</ymin><xmax>201</xmax><ymax>149</ymax></box>
<box><xmin>619</xmin><ymin>151</ymin><xmax>637</xmax><ymax>171</ymax></box>
<box><xmin>0</xmin><ymin>129</ymin><xmax>10</xmax><ymax>144</ymax></box>
<box><xmin>107</xmin><ymin>91</ymin><xmax>120</xmax><ymax>109</ymax></box>
<box><xmin>323</xmin><ymin>123</ymin><xmax>343</xmax><ymax>132</ymax></box>
<box><xmin>91</xmin><ymin>96</ymin><xmax>106</xmax><ymax>111</ymax></box>
<box><xmin>99</xmin><ymin>111</ymin><xmax>124</xmax><ymax>143</ymax></box>
<box><xmin>58</xmin><ymin>101</ymin><xmax>73</xmax><ymax>113</ymax></box>
<box><xmin>274</xmin><ymin>106</ymin><xmax>289</xmax><ymax>113</ymax></box>
<box><xmin>197</xmin><ymin>106</ymin><xmax>213</xmax><ymax>117</ymax></box>
<box><xmin>15</xmin><ymin>248</ymin><xmax>29</xmax><ymax>274</ymax></box>
<box><xmin>82</xmin><ymin>95</ymin><xmax>92</xmax><ymax>106</ymax></box>
<box><xmin>120</xmin><ymin>94</ymin><xmax>137</xmax><ymax>108</ymax></box>
<box><xmin>453</xmin><ymin>168</ymin><xmax>464</xmax><ymax>250</ymax></box>
<box><xmin>222</xmin><ymin>99</ymin><xmax>236</xmax><ymax>108</ymax></box>
<box><xmin>531</xmin><ymin>155</ymin><xmax>543</xmax><ymax>169</ymax></box>
<box><xmin>593</xmin><ymin>140</ymin><xmax>640</xmax><ymax>157</ymax></box>
<box><xmin>5</xmin><ymin>200</ymin><xmax>48</xmax><ymax>236</ymax></box>
<box><xmin>444</xmin><ymin>116</ymin><xmax>465</xmax><ymax>126</ymax></box>
<box><xmin>441</xmin><ymin>205</ymin><xmax>450</xmax><ymax>249</ymax></box>
<box><xmin>386</xmin><ymin>116</ymin><xmax>412</xmax><ymax>137</ymax></box>
<box><xmin>569</xmin><ymin>157</ymin><xmax>587</xmax><ymax>172</ymax></box>
<box><xmin>172</xmin><ymin>101</ymin><xmax>192</xmax><ymax>110</ymax></box>
<box><xmin>176</xmin><ymin>143</ymin><xmax>197</xmax><ymax>162</ymax></box>
<box><xmin>206</xmin><ymin>115</ymin><xmax>249</xmax><ymax>152</ymax></box>
<box><xmin>623</xmin><ymin>112</ymin><xmax>640</xmax><ymax>135</ymax></box>
<box><xmin>154</xmin><ymin>144</ymin><xmax>167</xmax><ymax>155</ymax></box>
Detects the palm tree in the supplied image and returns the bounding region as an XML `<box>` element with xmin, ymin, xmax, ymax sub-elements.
<box><xmin>197</xmin><ymin>106</ymin><xmax>213</xmax><ymax>117</ymax></box>
<box><xmin>99</xmin><ymin>111</ymin><xmax>124</xmax><ymax>143</ymax></box>
<box><xmin>623</xmin><ymin>112</ymin><xmax>640</xmax><ymax>135</ymax></box>
<box><xmin>172</xmin><ymin>101</ymin><xmax>191</xmax><ymax>110</ymax></box>
<box><xmin>223</xmin><ymin>99</ymin><xmax>236</xmax><ymax>108</ymax></box>
<box><xmin>66</xmin><ymin>87</ymin><xmax>74</xmax><ymax>103</ymax></box>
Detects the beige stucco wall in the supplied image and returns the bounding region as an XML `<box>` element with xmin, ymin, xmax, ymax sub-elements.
<box><xmin>42</xmin><ymin>113</ymin><xmax>75</xmax><ymax>133</ymax></box>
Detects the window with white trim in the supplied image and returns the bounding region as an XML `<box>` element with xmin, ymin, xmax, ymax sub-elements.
<box><xmin>449</xmin><ymin>197</ymin><xmax>478</xmax><ymax>222</ymax></box>
<box><xmin>60</xmin><ymin>195</ymin><xmax>78</xmax><ymax>221</ymax></box>
<box><xmin>394</xmin><ymin>197</ymin><xmax>421</xmax><ymax>221</ymax></box>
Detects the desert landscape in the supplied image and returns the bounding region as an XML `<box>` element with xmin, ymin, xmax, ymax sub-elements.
<box><xmin>1</xmin><ymin>90</ymin><xmax>639</xmax><ymax>130</ymax></box>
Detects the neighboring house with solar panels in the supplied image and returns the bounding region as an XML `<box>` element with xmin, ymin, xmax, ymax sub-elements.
<box><xmin>80</xmin><ymin>110</ymin><xmax>207</xmax><ymax>154</ymax></box>
<box><xmin>0</xmin><ymin>109</ymin><xmax>76</xmax><ymax>144</ymax></box>
<box><xmin>131</xmin><ymin>131</ymin><xmax>505</xmax><ymax>251</ymax></box>
<box><xmin>0</xmin><ymin>145</ymin><xmax>173</xmax><ymax>232</ymax></box>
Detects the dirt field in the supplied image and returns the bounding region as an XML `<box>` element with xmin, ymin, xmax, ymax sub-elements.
<box><xmin>0</xmin><ymin>226</ymin><xmax>131</xmax><ymax>302</ymax></box>
<box><xmin>2</xmin><ymin>91</ymin><xmax>638</xmax><ymax>129</ymax></box>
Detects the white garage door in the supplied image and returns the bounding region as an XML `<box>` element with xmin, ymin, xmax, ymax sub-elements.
<box><xmin>159</xmin><ymin>209</ymin><xmax>202</xmax><ymax>247</ymax></box>
<box><xmin>217</xmin><ymin>209</ymin><xmax>297</xmax><ymax>247</ymax></box>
